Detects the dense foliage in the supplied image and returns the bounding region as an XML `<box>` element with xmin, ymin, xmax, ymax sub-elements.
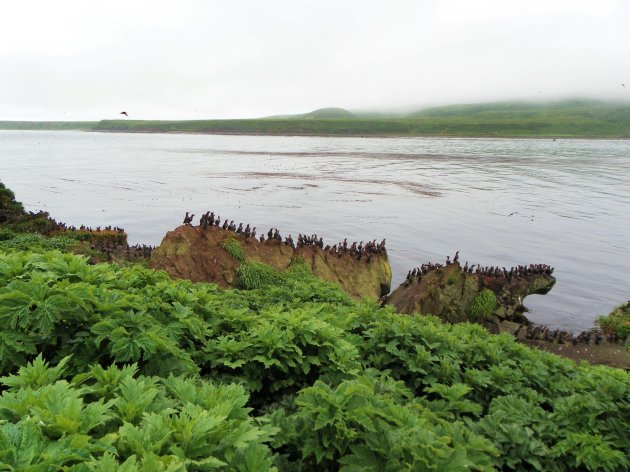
<box><xmin>0</xmin><ymin>183</ymin><xmax>58</xmax><ymax>235</ymax></box>
<box><xmin>0</xmin><ymin>232</ymin><xmax>78</xmax><ymax>252</ymax></box>
<box><xmin>598</xmin><ymin>303</ymin><xmax>630</xmax><ymax>344</ymax></box>
<box><xmin>0</xmin><ymin>248</ymin><xmax>628</xmax><ymax>470</ymax></box>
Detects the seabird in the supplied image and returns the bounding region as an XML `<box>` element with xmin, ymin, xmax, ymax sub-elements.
<box><xmin>120</xmin><ymin>111</ymin><xmax>128</xmax><ymax>116</ymax></box>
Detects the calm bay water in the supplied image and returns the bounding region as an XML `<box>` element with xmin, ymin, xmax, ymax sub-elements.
<box><xmin>1</xmin><ymin>130</ymin><xmax>629</xmax><ymax>331</ymax></box>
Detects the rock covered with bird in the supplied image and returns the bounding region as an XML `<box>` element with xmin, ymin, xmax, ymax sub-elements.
<box><xmin>386</xmin><ymin>252</ymin><xmax>556</xmax><ymax>326</ymax></box>
<box><xmin>149</xmin><ymin>211</ymin><xmax>392</xmax><ymax>299</ymax></box>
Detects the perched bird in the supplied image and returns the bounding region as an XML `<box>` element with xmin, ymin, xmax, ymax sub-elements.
<box><xmin>120</xmin><ymin>111</ymin><xmax>128</xmax><ymax>116</ymax></box>
<box><xmin>183</xmin><ymin>212</ymin><xmax>194</xmax><ymax>225</ymax></box>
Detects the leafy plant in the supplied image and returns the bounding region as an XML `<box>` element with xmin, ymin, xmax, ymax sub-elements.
<box><xmin>0</xmin><ymin>248</ymin><xmax>628</xmax><ymax>471</ymax></box>
<box><xmin>0</xmin><ymin>356</ymin><xmax>278</xmax><ymax>470</ymax></box>
<box><xmin>270</xmin><ymin>371</ymin><xmax>498</xmax><ymax>470</ymax></box>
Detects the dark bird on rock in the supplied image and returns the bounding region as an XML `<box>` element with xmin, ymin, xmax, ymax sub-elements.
<box><xmin>183</xmin><ymin>212</ymin><xmax>194</xmax><ymax>225</ymax></box>
<box><xmin>120</xmin><ymin>111</ymin><xmax>128</xmax><ymax>116</ymax></box>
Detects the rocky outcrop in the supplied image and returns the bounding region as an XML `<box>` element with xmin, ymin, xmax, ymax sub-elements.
<box><xmin>507</xmin><ymin>322</ymin><xmax>630</xmax><ymax>370</ymax></box>
<box><xmin>150</xmin><ymin>225</ymin><xmax>391</xmax><ymax>299</ymax></box>
<box><xmin>385</xmin><ymin>261</ymin><xmax>555</xmax><ymax>328</ymax></box>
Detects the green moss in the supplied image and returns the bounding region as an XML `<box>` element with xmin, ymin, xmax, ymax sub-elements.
<box><xmin>236</xmin><ymin>261</ymin><xmax>280</xmax><ymax>289</ymax></box>
<box><xmin>220</xmin><ymin>237</ymin><xmax>245</xmax><ymax>262</ymax></box>
<box><xmin>468</xmin><ymin>289</ymin><xmax>498</xmax><ymax>321</ymax></box>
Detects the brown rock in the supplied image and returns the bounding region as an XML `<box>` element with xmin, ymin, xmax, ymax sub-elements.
<box><xmin>386</xmin><ymin>262</ymin><xmax>555</xmax><ymax>324</ymax></box>
<box><xmin>150</xmin><ymin>225</ymin><xmax>391</xmax><ymax>300</ymax></box>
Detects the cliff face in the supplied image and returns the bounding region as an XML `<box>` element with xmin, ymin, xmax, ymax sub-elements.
<box><xmin>385</xmin><ymin>262</ymin><xmax>555</xmax><ymax>327</ymax></box>
<box><xmin>150</xmin><ymin>225</ymin><xmax>391</xmax><ymax>300</ymax></box>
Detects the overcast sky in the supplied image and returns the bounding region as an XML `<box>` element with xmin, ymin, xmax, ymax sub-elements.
<box><xmin>1</xmin><ymin>0</ymin><xmax>629</xmax><ymax>120</ymax></box>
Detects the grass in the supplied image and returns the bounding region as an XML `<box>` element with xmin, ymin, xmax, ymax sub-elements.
<box><xmin>220</xmin><ymin>237</ymin><xmax>245</xmax><ymax>262</ymax></box>
<box><xmin>0</xmin><ymin>121</ymin><xmax>97</xmax><ymax>130</ymax></box>
<box><xmin>91</xmin><ymin>99</ymin><xmax>630</xmax><ymax>137</ymax></box>
<box><xmin>236</xmin><ymin>261</ymin><xmax>281</xmax><ymax>289</ymax></box>
<box><xmin>4</xmin><ymin>99</ymin><xmax>630</xmax><ymax>137</ymax></box>
<box><xmin>468</xmin><ymin>289</ymin><xmax>498</xmax><ymax>321</ymax></box>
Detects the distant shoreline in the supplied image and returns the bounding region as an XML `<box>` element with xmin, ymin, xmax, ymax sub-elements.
<box><xmin>87</xmin><ymin>128</ymin><xmax>630</xmax><ymax>140</ymax></box>
<box><xmin>1</xmin><ymin>127</ymin><xmax>629</xmax><ymax>140</ymax></box>
<box><xmin>1</xmin><ymin>125</ymin><xmax>629</xmax><ymax>140</ymax></box>
<box><xmin>2</xmin><ymin>98</ymin><xmax>629</xmax><ymax>138</ymax></box>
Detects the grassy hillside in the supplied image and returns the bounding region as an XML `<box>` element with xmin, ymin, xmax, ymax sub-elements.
<box><xmin>298</xmin><ymin>107</ymin><xmax>358</xmax><ymax>119</ymax></box>
<box><xmin>5</xmin><ymin>100</ymin><xmax>630</xmax><ymax>137</ymax></box>
<box><xmin>264</xmin><ymin>107</ymin><xmax>357</xmax><ymax>119</ymax></box>
<box><xmin>93</xmin><ymin>100</ymin><xmax>630</xmax><ymax>137</ymax></box>
<box><xmin>0</xmin><ymin>121</ymin><xmax>97</xmax><ymax>130</ymax></box>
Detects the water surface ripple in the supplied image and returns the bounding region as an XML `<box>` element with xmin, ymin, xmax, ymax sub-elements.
<box><xmin>1</xmin><ymin>131</ymin><xmax>629</xmax><ymax>331</ymax></box>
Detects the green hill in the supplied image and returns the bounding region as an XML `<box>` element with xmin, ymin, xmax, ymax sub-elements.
<box><xmin>409</xmin><ymin>98</ymin><xmax>630</xmax><ymax>119</ymax></box>
<box><xmin>4</xmin><ymin>99</ymin><xmax>630</xmax><ymax>137</ymax></box>
<box><xmin>301</xmin><ymin>107</ymin><xmax>357</xmax><ymax>119</ymax></box>
<box><xmin>264</xmin><ymin>107</ymin><xmax>357</xmax><ymax>120</ymax></box>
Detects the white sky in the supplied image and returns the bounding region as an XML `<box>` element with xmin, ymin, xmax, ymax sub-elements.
<box><xmin>1</xmin><ymin>0</ymin><xmax>629</xmax><ymax>120</ymax></box>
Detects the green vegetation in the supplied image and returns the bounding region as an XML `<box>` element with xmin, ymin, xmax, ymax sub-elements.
<box><xmin>468</xmin><ymin>289</ymin><xmax>498</xmax><ymax>321</ymax></box>
<box><xmin>597</xmin><ymin>303</ymin><xmax>630</xmax><ymax>343</ymax></box>
<box><xmin>1</xmin><ymin>181</ymin><xmax>629</xmax><ymax>470</ymax></box>
<box><xmin>0</xmin><ymin>246</ymin><xmax>628</xmax><ymax>470</ymax></box>
<box><xmin>0</xmin><ymin>182</ymin><xmax>124</xmax><ymax>255</ymax></box>
<box><xmin>221</xmin><ymin>237</ymin><xmax>245</xmax><ymax>262</ymax></box>
<box><xmin>4</xmin><ymin>99</ymin><xmax>630</xmax><ymax>137</ymax></box>
<box><xmin>0</xmin><ymin>356</ymin><xmax>277</xmax><ymax>470</ymax></box>
<box><xmin>291</xmin><ymin>107</ymin><xmax>358</xmax><ymax>119</ymax></box>
<box><xmin>92</xmin><ymin>99</ymin><xmax>630</xmax><ymax>137</ymax></box>
<box><xmin>0</xmin><ymin>182</ymin><xmax>23</xmax><ymax>221</ymax></box>
<box><xmin>0</xmin><ymin>232</ymin><xmax>78</xmax><ymax>252</ymax></box>
<box><xmin>0</xmin><ymin>182</ymin><xmax>58</xmax><ymax>235</ymax></box>
<box><xmin>236</xmin><ymin>260</ymin><xmax>281</xmax><ymax>289</ymax></box>
<box><xmin>0</xmin><ymin>121</ymin><xmax>96</xmax><ymax>130</ymax></box>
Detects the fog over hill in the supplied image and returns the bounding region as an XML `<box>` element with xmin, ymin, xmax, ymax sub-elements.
<box><xmin>261</xmin><ymin>99</ymin><xmax>630</xmax><ymax>122</ymax></box>
<box><xmin>2</xmin><ymin>99</ymin><xmax>629</xmax><ymax>137</ymax></box>
<box><xmin>1</xmin><ymin>1</ymin><xmax>629</xmax><ymax>120</ymax></box>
